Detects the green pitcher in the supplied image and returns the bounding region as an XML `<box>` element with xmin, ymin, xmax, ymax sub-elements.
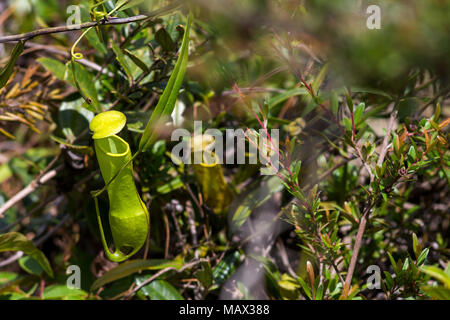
<box><xmin>90</xmin><ymin>111</ymin><xmax>149</xmax><ymax>262</ymax></box>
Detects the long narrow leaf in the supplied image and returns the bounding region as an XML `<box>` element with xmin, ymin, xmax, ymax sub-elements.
<box><xmin>139</xmin><ymin>13</ymin><xmax>193</xmax><ymax>151</ymax></box>
<box><xmin>0</xmin><ymin>41</ymin><xmax>24</xmax><ymax>89</ymax></box>
<box><xmin>91</xmin><ymin>259</ymin><xmax>183</xmax><ymax>290</ymax></box>
<box><xmin>0</xmin><ymin>232</ymin><xmax>53</xmax><ymax>278</ymax></box>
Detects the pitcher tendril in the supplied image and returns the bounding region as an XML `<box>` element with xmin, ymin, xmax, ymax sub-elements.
<box><xmin>71</xmin><ymin>27</ymin><xmax>94</xmax><ymax>60</ymax></box>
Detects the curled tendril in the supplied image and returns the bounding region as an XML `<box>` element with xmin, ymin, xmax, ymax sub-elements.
<box><xmin>70</xmin><ymin>27</ymin><xmax>94</xmax><ymax>60</ymax></box>
<box><xmin>71</xmin><ymin>0</ymin><xmax>125</xmax><ymax>61</ymax></box>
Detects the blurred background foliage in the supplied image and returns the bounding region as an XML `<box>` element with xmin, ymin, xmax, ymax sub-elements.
<box><xmin>0</xmin><ymin>0</ymin><xmax>449</xmax><ymax>300</ymax></box>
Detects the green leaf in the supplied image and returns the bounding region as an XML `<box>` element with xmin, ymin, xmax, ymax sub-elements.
<box><xmin>421</xmin><ymin>286</ymin><xmax>450</xmax><ymax>300</ymax></box>
<box><xmin>354</xmin><ymin>103</ymin><xmax>365</xmax><ymax>125</ymax></box>
<box><xmin>112</xmin><ymin>41</ymin><xmax>134</xmax><ymax>81</ymax></box>
<box><xmin>123</xmin><ymin>110</ymin><xmax>150</xmax><ymax>126</ymax></box>
<box><xmin>18</xmin><ymin>256</ymin><xmax>44</xmax><ymax>276</ymax></box>
<box><xmin>350</xmin><ymin>86</ymin><xmax>393</xmax><ymax>100</ymax></box>
<box><xmin>0</xmin><ymin>164</ymin><xmax>13</xmax><ymax>184</ymax></box>
<box><xmin>70</xmin><ymin>60</ymin><xmax>101</xmax><ymax>113</ymax></box>
<box><xmin>212</xmin><ymin>251</ymin><xmax>241</xmax><ymax>285</ymax></box>
<box><xmin>139</xmin><ymin>13</ymin><xmax>193</xmax><ymax>151</ymax></box>
<box><xmin>383</xmin><ymin>271</ymin><xmax>394</xmax><ymax>290</ymax></box>
<box><xmin>292</xmin><ymin>160</ymin><xmax>302</xmax><ymax>183</ymax></box>
<box><xmin>80</xmin><ymin>5</ymin><xmax>107</xmax><ymax>55</ymax></box>
<box><xmin>0</xmin><ymin>232</ymin><xmax>53</xmax><ymax>277</ymax></box>
<box><xmin>433</xmin><ymin>103</ymin><xmax>441</xmax><ymax>123</ymax></box>
<box><xmin>155</xmin><ymin>28</ymin><xmax>176</xmax><ymax>52</ymax></box>
<box><xmin>267</xmin><ymin>88</ymin><xmax>308</xmax><ymax>111</ymax></box>
<box><xmin>195</xmin><ymin>262</ymin><xmax>213</xmax><ymax>289</ymax></box>
<box><xmin>117</xmin><ymin>0</ymin><xmax>145</xmax><ymax>11</ymax></box>
<box><xmin>37</xmin><ymin>57</ymin><xmax>68</xmax><ymax>83</ymax></box>
<box><xmin>124</xmin><ymin>49</ymin><xmax>150</xmax><ymax>74</ymax></box>
<box><xmin>43</xmin><ymin>285</ymin><xmax>87</xmax><ymax>300</ymax></box>
<box><xmin>407</xmin><ymin>145</ymin><xmax>417</xmax><ymax>163</ymax></box>
<box><xmin>156</xmin><ymin>176</ymin><xmax>184</xmax><ymax>194</ymax></box>
<box><xmin>0</xmin><ymin>272</ymin><xmax>19</xmax><ymax>285</ymax></box>
<box><xmin>412</xmin><ymin>233</ymin><xmax>420</xmax><ymax>259</ymax></box>
<box><xmin>387</xmin><ymin>252</ymin><xmax>397</xmax><ymax>274</ymax></box>
<box><xmin>112</xmin><ymin>0</ymin><xmax>130</xmax><ymax>11</ymax></box>
<box><xmin>345</xmin><ymin>90</ymin><xmax>354</xmax><ymax>113</ymax></box>
<box><xmin>277</xmin><ymin>274</ymin><xmax>300</xmax><ymax>300</ymax></box>
<box><xmin>135</xmin><ymin>277</ymin><xmax>183</xmax><ymax>300</ymax></box>
<box><xmin>315</xmin><ymin>283</ymin><xmax>324</xmax><ymax>300</ymax></box>
<box><xmin>85</xmin><ymin>26</ymin><xmax>108</xmax><ymax>56</ymax></box>
<box><xmin>91</xmin><ymin>259</ymin><xmax>183</xmax><ymax>290</ymax></box>
<box><xmin>330</xmin><ymin>91</ymin><xmax>339</xmax><ymax>115</ymax></box>
<box><xmin>0</xmin><ymin>41</ymin><xmax>24</xmax><ymax>89</ymax></box>
<box><xmin>417</xmin><ymin>248</ymin><xmax>429</xmax><ymax>266</ymax></box>
<box><xmin>58</xmin><ymin>97</ymin><xmax>95</xmax><ymax>141</ymax></box>
<box><xmin>396</xmin><ymin>259</ymin><xmax>403</xmax><ymax>276</ymax></box>
<box><xmin>297</xmin><ymin>276</ymin><xmax>312</xmax><ymax>299</ymax></box>
<box><xmin>420</xmin><ymin>266</ymin><xmax>450</xmax><ymax>288</ymax></box>
<box><xmin>114</xmin><ymin>0</ymin><xmax>144</xmax><ymax>12</ymax></box>
<box><xmin>312</xmin><ymin>64</ymin><xmax>328</xmax><ymax>93</ymax></box>
<box><xmin>398</xmin><ymin>97</ymin><xmax>419</xmax><ymax>121</ymax></box>
<box><xmin>402</xmin><ymin>258</ymin><xmax>410</xmax><ymax>271</ymax></box>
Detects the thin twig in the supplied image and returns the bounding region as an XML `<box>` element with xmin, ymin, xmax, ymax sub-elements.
<box><xmin>304</xmin><ymin>156</ymin><xmax>355</xmax><ymax>190</ymax></box>
<box><xmin>168</xmin><ymin>206</ymin><xmax>184</xmax><ymax>247</ymax></box>
<box><xmin>0</xmin><ymin>194</ymin><xmax>60</xmax><ymax>233</ymax></box>
<box><xmin>185</xmin><ymin>183</ymin><xmax>209</xmax><ymax>241</ymax></box>
<box><xmin>354</xmin><ymin>142</ymin><xmax>375</xmax><ymax>184</ymax></box>
<box><xmin>0</xmin><ymin>164</ymin><xmax>63</xmax><ymax>218</ymax></box>
<box><xmin>342</xmin><ymin>162</ymin><xmax>408</xmax><ymax>299</ymax></box>
<box><xmin>24</xmin><ymin>42</ymin><xmax>114</xmax><ymax>77</ymax></box>
<box><xmin>0</xmin><ymin>251</ymin><xmax>23</xmax><ymax>267</ymax></box>
<box><xmin>342</xmin><ymin>213</ymin><xmax>368</xmax><ymax>298</ymax></box>
<box><xmin>341</xmin><ymin>111</ymin><xmax>398</xmax><ymax>291</ymax></box>
<box><xmin>122</xmin><ymin>258</ymin><xmax>209</xmax><ymax>299</ymax></box>
<box><xmin>377</xmin><ymin>110</ymin><xmax>398</xmax><ymax>166</ymax></box>
<box><xmin>0</xmin><ymin>16</ymin><xmax>148</xmax><ymax>43</ymax></box>
<box><xmin>329</xmin><ymin>257</ymin><xmax>345</xmax><ymax>286</ymax></box>
<box><xmin>341</xmin><ymin>200</ymin><xmax>374</xmax><ymax>299</ymax></box>
<box><xmin>342</xmin><ymin>109</ymin><xmax>401</xmax><ymax>298</ymax></box>
<box><xmin>35</xmin><ymin>214</ymin><xmax>70</xmax><ymax>246</ymax></box>
<box><xmin>275</xmin><ymin>238</ymin><xmax>297</xmax><ymax>278</ymax></box>
<box><xmin>163</xmin><ymin>212</ymin><xmax>170</xmax><ymax>259</ymax></box>
<box><xmin>0</xmin><ymin>0</ymin><xmax>183</xmax><ymax>44</ymax></box>
<box><xmin>0</xmin><ymin>169</ymin><xmax>98</xmax><ymax>232</ymax></box>
<box><xmin>235</xmin><ymin>156</ymin><xmax>352</xmax><ymax>251</ymax></box>
<box><xmin>185</xmin><ymin>201</ymin><xmax>198</xmax><ymax>247</ymax></box>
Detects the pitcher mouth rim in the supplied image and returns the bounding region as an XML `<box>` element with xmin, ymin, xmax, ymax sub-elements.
<box><xmin>96</xmin><ymin>135</ymin><xmax>130</xmax><ymax>158</ymax></box>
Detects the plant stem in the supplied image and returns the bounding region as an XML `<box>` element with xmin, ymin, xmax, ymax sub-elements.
<box><xmin>341</xmin><ymin>199</ymin><xmax>375</xmax><ymax>299</ymax></box>
<box><xmin>0</xmin><ymin>1</ymin><xmax>183</xmax><ymax>43</ymax></box>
